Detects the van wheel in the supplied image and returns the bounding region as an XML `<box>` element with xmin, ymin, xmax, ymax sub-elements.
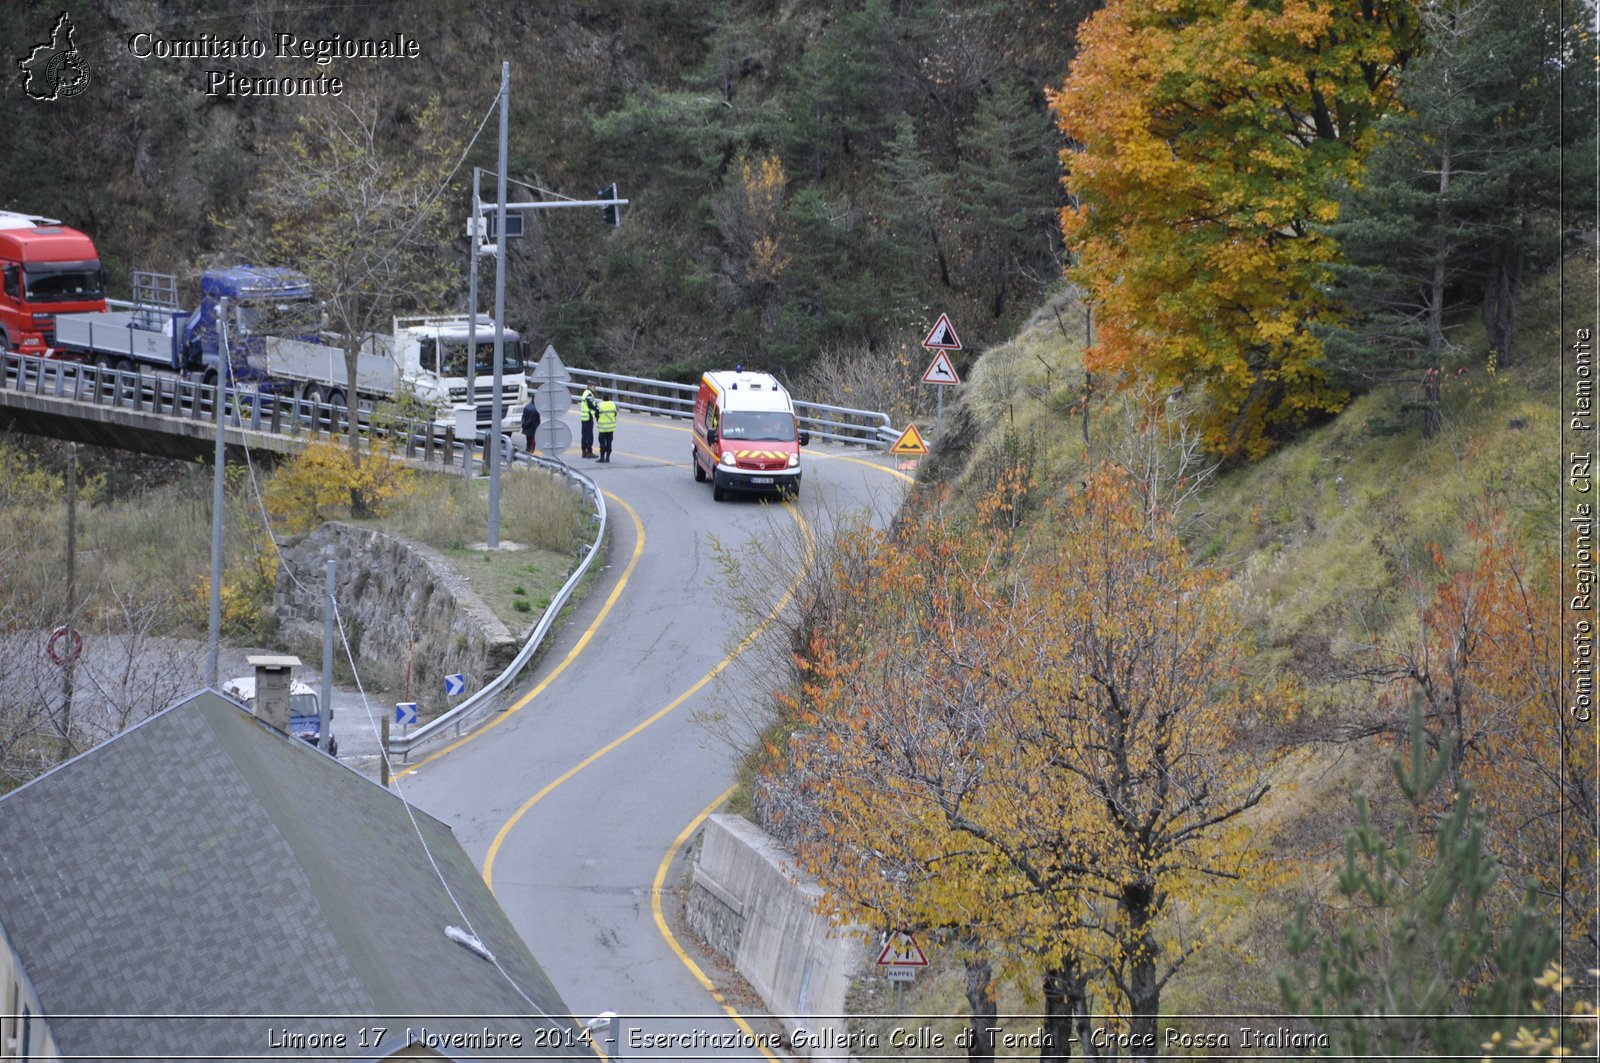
<box><xmin>327</xmin><ymin>735</ymin><xmax>339</xmax><ymax>758</ymax></box>
<box><xmin>693</xmin><ymin>451</ymin><xmax>706</xmax><ymax>482</ymax></box>
<box><xmin>712</xmin><ymin>478</ymin><xmax>726</xmax><ymax>502</ymax></box>
<box><xmin>786</xmin><ymin>482</ymin><xmax>800</xmax><ymax>501</ymax></box>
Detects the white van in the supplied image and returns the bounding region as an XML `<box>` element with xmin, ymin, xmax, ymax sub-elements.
<box><xmin>690</xmin><ymin>370</ymin><xmax>809</xmax><ymax>501</ymax></box>
<box><xmin>221</xmin><ymin>675</ymin><xmax>337</xmax><ymax>756</ymax></box>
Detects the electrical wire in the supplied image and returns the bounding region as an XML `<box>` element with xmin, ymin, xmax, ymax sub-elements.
<box><xmin>219</xmin><ymin>80</ymin><xmax>571</xmax><ymax>1026</ymax></box>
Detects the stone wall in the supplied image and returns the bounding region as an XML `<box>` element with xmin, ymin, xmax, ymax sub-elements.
<box><xmin>686</xmin><ymin>813</ymin><xmax>869</xmax><ymax>1061</ymax></box>
<box><xmin>273</xmin><ymin>523</ymin><xmax>518</xmax><ymax>711</ymax></box>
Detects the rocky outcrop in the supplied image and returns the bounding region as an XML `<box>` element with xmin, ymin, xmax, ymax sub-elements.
<box><xmin>273</xmin><ymin>523</ymin><xmax>518</xmax><ymax>712</ymax></box>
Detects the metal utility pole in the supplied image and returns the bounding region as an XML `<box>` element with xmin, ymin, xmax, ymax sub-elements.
<box><xmin>321</xmin><ymin>551</ymin><xmax>335</xmax><ymax>751</ymax></box>
<box><xmin>206</xmin><ymin>297</ymin><xmax>230</xmax><ymax>688</ymax></box>
<box><xmin>488</xmin><ymin>60</ymin><xmax>510</xmax><ymax>548</ymax></box>
<box><xmin>467</xmin><ymin>166</ymin><xmax>481</xmax><ymax>400</ymax></box>
<box><xmin>61</xmin><ymin>443</ymin><xmax>77</xmax><ymax>759</ymax></box>
<box><xmin>466</xmin><ymin>62</ymin><xmax>627</xmax><ymax>543</ymax></box>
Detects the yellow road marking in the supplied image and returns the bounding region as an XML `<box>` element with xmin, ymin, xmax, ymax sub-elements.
<box><xmin>392</xmin><ymin>490</ymin><xmax>646</xmax><ymax>781</ymax></box>
<box><xmin>651</xmin><ymin>785</ymin><xmax>783</xmax><ymax>1063</ymax></box>
<box><xmin>482</xmin><ymin>504</ymin><xmax>813</xmax><ymax>892</ymax></box>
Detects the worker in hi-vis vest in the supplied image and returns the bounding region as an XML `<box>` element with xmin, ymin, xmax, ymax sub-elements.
<box><xmin>596</xmin><ymin>393</ymin><xmax>618</xmax><ymax>463</ymax></box>
<box><xmin>578</xmin><ymin>385</ymin><xmax>598</xmax><ymax>457</ymax></box>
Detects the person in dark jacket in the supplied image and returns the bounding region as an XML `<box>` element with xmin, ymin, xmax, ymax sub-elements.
<box><xmin>521</xmin><ymin>401</ymin><xmax>541</xmax><ymax>455</ymax></box>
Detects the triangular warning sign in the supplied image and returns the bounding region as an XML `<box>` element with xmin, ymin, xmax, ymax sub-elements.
<box><xmin>876</xmin><ymin>929</ymin><xmax>929</xmax><ymax>967</ymax></box>
<box><xmin>921</xmin><ymin>312</ymin><xmax>963</xmax><ymax>351</ymax></box>
<box><xmin>889</xmin><ymin>423</ymin><xmax>928</xmax><ymax>456</ymax></box>
<box><xmin>922</xmin><ymin>349</ymin><xmax>961</xmax><ymax>386</ymax></box>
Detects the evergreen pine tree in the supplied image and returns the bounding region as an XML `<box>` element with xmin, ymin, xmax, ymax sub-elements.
<box><xmin>1280</xmin><ymin>703</ymin><xmax>1561</xmax><ymax>1057</ymax></box>
<box><xmin>955</xmin><ymin>81</ymin><xmax>1061</xmax><ymax>320</ymax></box>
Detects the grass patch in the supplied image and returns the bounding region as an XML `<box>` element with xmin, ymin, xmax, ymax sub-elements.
<box><xmin>353</xmin><ymin>463</ymin><xmax>591</xmax><ymax>631</ymax></box>
<box><xmin>441</xmin><ymin>543</ymin><xmax>575</xmax><ymax>632</ymax></box>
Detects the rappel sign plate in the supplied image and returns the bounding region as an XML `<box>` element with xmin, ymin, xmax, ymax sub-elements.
<box><xmin>888</xmin><ymin>423</ymin><xmax>928</xmax><ymax>456</ymax></box>
<box><xmin>921</xmin><ymin>312</ymin><xmax>963</xmax><ymax>351</ymax></box>
<box><xmin>921</xmin><ymin>349</ymin><xmax>961</xmax><ymax>386</ymax></box>
<box><xmin>876</xmin><ymin>929</ymin><xmax>929</xmax><ymax>968</ymax></box>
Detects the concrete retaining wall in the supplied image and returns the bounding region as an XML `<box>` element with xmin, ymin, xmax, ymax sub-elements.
<box><xmin>273</xmin><ymin>522</ymin><xmax>519</xmax><ymax>712</ymax></box>
<box><xmin>686</xmin><ymin>814</ymin><xmax>868</xmax><ymax>1061</ymax></box>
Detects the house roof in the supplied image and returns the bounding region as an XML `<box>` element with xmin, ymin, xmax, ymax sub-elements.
<box><xmin>0</xmin><ymin>690</ymin><xmax>589</xmax><ymax>1060</ymax></box>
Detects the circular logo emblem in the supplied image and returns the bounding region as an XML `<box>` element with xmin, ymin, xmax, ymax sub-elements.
<box><xmin>46</xmin><ymin>50</ymin><xmax>90</xmax><ymax>98</ymax></box>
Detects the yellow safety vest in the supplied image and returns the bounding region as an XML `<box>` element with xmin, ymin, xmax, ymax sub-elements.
<box><xmin>579</xmin><ymin>389</ymin><xmax>595</xmax><ymax>421</ymax></box>
<box><xmin>596</xmin><ymin>399</ymin><xmax>618</xmax><ymax>433</ymax></box>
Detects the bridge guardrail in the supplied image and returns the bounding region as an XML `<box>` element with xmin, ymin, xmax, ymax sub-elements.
<box><xmin>0</xmin><ymin>352</ymin><xmax>495</xmax><ymax>470</ymax></box>
<box><xmin>5</xmin><ymin>354</ymin><xmax>901</xmax><ymax>456</ymax></box>
<box><xmin>562</xmin><ymin>368</ymin><xmax>896</xmax><ymax>448</ymax></box>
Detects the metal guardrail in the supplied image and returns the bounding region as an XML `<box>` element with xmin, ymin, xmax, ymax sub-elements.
<box><xmin>384</xmin><ymin>454</ymin><xmax>607</xmax><ymax>757</ymax></box>
<box><xmin>0</xmin><ymin>352</ymin><xmax>492</xmax><ymax>469</ymax></box>
<box><xmin>563</xmin><ymin>367</ymin><xmax>898</xmax><ymax>448</ymax></box>
<box><xmin>4</xmin><ymin>350</ymin><xmax>897</xmax><ymax>758</ymax></box>
<box><xmin>4</xmin><ymin>353</ymin><xmax>901</xmax><ymax>453</ymax></box>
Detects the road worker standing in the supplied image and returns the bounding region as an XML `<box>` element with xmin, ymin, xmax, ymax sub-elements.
<box><xmin>596</xmin><ymin>393</ymin><xmax>618</xmax><ymax>463</ymax></box>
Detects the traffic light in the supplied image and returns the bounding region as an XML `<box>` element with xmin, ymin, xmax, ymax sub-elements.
<box><xmin>599</xmin><ymin>183</ymin><xmax>620</xmax><ymax>227</ymax></box>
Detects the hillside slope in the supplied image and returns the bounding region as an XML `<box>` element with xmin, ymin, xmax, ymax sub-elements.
<box><xmin>893</xmin><ymin>255</ymin><xmax>1581</xmax><ymax>1011</ymax></box>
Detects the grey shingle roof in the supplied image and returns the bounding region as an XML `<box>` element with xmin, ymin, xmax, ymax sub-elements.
<box><xmin>0</xmin><ymin>689</ymin><xmax>590</xmax><ymax>1060</ymax></box>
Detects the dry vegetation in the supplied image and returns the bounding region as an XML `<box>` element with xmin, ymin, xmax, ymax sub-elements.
<box><xmin>0</xmin><ymin>440</ymin><xmax>588</xmax><ymax>790</ymax></box>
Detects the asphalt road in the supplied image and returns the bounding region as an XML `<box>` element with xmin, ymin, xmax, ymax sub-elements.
<box><xmin>383</xmin><ymin>411</ymin><xmax>911</xmax><ymax>1059</ymax></box>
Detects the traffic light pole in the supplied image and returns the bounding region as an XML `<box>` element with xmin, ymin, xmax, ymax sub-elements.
<box><xmin>468</xmin><ymin>60</ymin><xmax>627</xmax><ymax>548</ymax></box>
<box><xmin>488</xmin><ymin>60</ymin><xmax>510</xmax><ymax>548</ymax></box>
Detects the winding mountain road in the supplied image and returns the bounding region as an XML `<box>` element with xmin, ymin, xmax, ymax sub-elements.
<box><xmin>392</xmin><ymin>411</ymin><xmax>911</xmax><ymax>1058</ymax></box>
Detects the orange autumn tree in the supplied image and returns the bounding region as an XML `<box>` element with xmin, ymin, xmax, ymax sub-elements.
<box><xmin>1051</xmin><ymin>0</ymin><xmax>1417</xmax><ymax>457</ymax></box>
<box><xmin>1359</xmin><ymin>508</ymin><xmax>1595</xmax><ymax>975</ymax></box>
<box><xmin>777</xmin><ymin>487</ymin><xmax>1036</xmax><ymax>1060</ymax></box>
<box><xmin>778</xmin><ymin>468</ymin><xmax>1283</xmax><ymax>1054</ymax></box>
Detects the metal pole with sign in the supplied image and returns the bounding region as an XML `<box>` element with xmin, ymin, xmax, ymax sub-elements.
<box><xmin>530</xmin><ymin>345</ymin><xmax>575</xmax><ymax>456</ymax></box>
<box><xmin>876</xmin><ymin>927</ymin><xmax>929</xmax><ymax>1016</ymax></box>
<box><xmin>921</xmin><ymin>313</ymin><xmax>963</xmax><ymax>436</ymax></box>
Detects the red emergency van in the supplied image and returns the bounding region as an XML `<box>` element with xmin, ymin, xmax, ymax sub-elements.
<box><xmin>691</xmin><ymin>370</ymin><xmax>809</xmax><ymax>501</ymax></box>
<box><xmin>0</xmin><ymin>211</ymin><xmax>106</xmax><ymax>356</ymax></box>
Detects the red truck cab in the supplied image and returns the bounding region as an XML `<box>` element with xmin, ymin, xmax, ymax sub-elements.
<box><xmin>0</xmin><ymin>211</ymin><xmax>106</xmax><ymax>356</ymax></box>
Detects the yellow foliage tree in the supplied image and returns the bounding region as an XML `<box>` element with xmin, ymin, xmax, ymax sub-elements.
<box><xmin>1051</xmin><ymin>0</ymin><xmax>1417</xmax><ymax>457</ymax></box>
<box><xmin>265</xmin><ymin>441</ymin><xmax>414</xmax><ymax>535</ymax></box>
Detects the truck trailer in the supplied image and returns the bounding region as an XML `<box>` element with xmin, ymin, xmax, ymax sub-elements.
<box><xmin>52</xmin><ymin>266</ymin><xmax>529</xmax><ymax>430</ymax></box>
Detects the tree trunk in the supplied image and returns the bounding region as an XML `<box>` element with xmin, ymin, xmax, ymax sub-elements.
<box><xmin>1480</xmin><ymin>227</ymin><xmax>1524</xmax><ymax>365</ymax></box>
<box><xmin>1041</xmin><ymin>962</ymin><xmax>1092</xmax><ymax>1061</ymax></box>
<box><xmin>1422</xmin><ymin>364</ymin><xmax>1442</xmax><ymax>439</ymax></box>
<box><xmin>964</xmin><ymin>946</ymin><xmax>998</xmax><ymax>1063</ymax></box>
<box><xmin>1423</xmin><ymin>134</ymin><xmax>1452</xmax><ymax>440</ymax></box>
<box><xmin>1123</xmin><ymin>877</ymin><xmax>1160</xmax><ymax>1062</ymax></box>
<box><xmin>344</xmin><ymin>337</ymin><xmax>368</xmax><ymax>515</ymax></box>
